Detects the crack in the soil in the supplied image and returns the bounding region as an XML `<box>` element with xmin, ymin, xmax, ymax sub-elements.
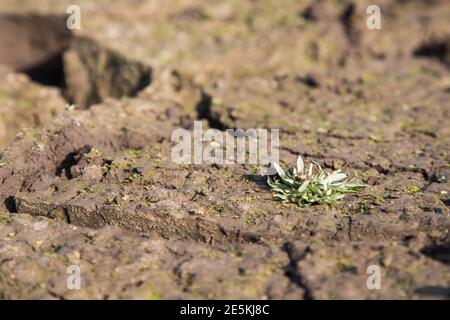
<box><xmin>334</xmin><ymin>215</ymin><xmax>353</xmax><ymax>241</ymax></box>
<box><xmin>195</xmin><ymin>91</ymin><xmax>227</xmax><ymax>130</ymax></box>
<box><xmin>421</xmin><ymin>237</ymin><xmax>450</xmax><ymax>265</ymax></box>
<box><xmin>282</xmin><ymin>242</ymin><xmax>314</xmax><ymax>300</ymax></box>
<box><xmin>340</xmin><ymin>2</ymin><xmax>359</xmax><ymax>46</ymax></box>
<box><xmin>12</xmin><ymin>194</ymin><xmax>265</xmax><ymax>246</ymax></box>
<box><xmin>172</xmin><ymin>255</ymin><xmax>195</xmax><ymax>291</ymax></box>
<box><xmin>414</xmin><ymin>37</ymin><xmax>449</xmax><ymax>68</ymax></box>
<box><xmin>4</xmin><ymin>196</ymin><xmax>17</xmax><ymax>213</ymax></box>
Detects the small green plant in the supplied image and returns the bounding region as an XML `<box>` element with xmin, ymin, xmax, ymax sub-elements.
<box><xmin>267</xmin><ymin>156</ymin><xmax>367</xmax><ymax>206</ymax></box>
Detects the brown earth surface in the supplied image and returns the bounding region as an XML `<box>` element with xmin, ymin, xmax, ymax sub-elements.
<box><xmin>0</xmin><ymin>0</ymin><xmax>449</xmax><ymax>299</ymax></box>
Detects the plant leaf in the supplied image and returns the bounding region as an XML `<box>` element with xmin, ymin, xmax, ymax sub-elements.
<box><xmin>273</xmin><ymin>163</ymin><xmax>285</xmax><ymax>178</ymax></box>
<box><xmin>296</xmin><ymin>156</ymin><xmax>304</xmax><ymax>174</ymax></box>
<box><xmin>324</xmin><ymin>172</ymin><xmax>347</xmax><ymax>184</ymax></box>
<box><xmin>298</xmin><ymin>180</ymin><xmax>310</xmax><ymax>193</ymax></box>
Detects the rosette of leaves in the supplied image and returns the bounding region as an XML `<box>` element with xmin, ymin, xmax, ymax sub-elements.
<box><xmin>267</xmin><ymin>156</ymin><xmax>366</xmax><ymax>206</ymax></box>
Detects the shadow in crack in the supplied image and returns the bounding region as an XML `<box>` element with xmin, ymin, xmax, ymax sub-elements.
<box><xmin>421</xmin><ymin>241</ymin><xmax>450</xmax><ymax>265</ymax></box>
<box><xmin>22</xmin><ymin>52</ymin><xmax>67</xmax><ymax>89</ymax></box>
<box><xmin>415</xmin><ymin>286</ymin><xmax>450</xmax><ymax>298</ymax></box>
<box><xmin>4</xmin><ymin>196</ymin><xmax>17</xmax><ymax>213</ymax></box>
<box><xmin>244</xmin><ymin>174</ymin><xmax>271</xmax><ymax>190</ymax></box>
<box><xmin>414</xmin><ymin>38</ymin><xmax>449</xmax><ymax>67</ymax></box>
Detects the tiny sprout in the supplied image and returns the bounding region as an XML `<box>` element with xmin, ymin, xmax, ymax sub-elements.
<box><xmin>65</xmin><ymin>104</ymin><xmax>76</xmax><ymax>112</ymax></box>
<box><xmin>267</xmin><ymin>156</ymin><xmax>367</xmax><ymax>206</ymax></box>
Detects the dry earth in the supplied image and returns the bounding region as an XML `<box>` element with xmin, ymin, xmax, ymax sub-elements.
<box><xmin>0</xmin><ymin>0</ymin><xmax>449</xmax><ymax>299</ymax></box>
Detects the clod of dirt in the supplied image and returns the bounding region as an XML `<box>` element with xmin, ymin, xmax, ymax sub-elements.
<box><xmin>0</xmin><ymin>13</ymin><xmax>155</xmax><ymax>149</ymax></box>
<box><xmin>0</xmin><ymin>14</ymin><xmax>71</xmax><ymax>87</ymax></box>
<box><xmin>0</xmin><ymin>14</ymin><xmax>152</xmax><ymax>109</ymax></box>
<box><xmin>56</xmin><ymin>144</ymin><xmax>93</xmax><ymax>179</ymax></box>
<box><xmin>63</xmin><ymin>37</ymin><xmax>152</xmax><ymax>108</ymax></box>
